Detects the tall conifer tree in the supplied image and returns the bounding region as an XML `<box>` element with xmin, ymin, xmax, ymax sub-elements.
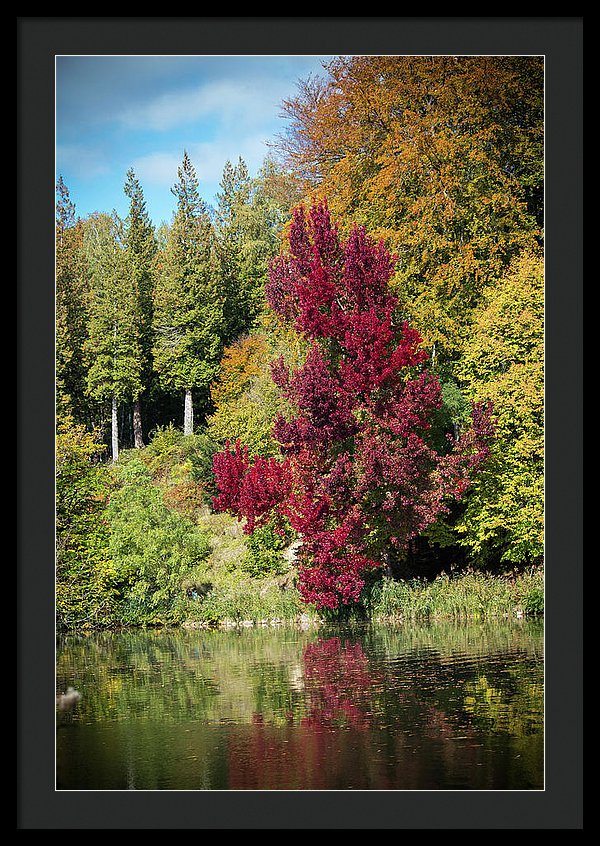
<box><xmin>215</xmin><ymin>158</ymin><xmax>251</xmax><ymax>344</ymax></box>
<box><xmin>83</xmin><ymin>212</ymin><xmax>144</xmax><ymax>461</ymax></box>
<box><xmin>123</xmin><ymin>168</ymin><xmax>157</xmax><ymax>447</ymax></box>
<box><xmin>55</xmin><ymin>177</ymin><xmax>89</xmax><ymax>425</ymax></box>
<box><xmin>215</xmin><ymin>157</ymin><xmax>286</xmax><ymax>345</ymax></box>
<box><xmin>153</xmin><ymin>151</ymin><xmax>223</xmax><ymax>435</ymax></box>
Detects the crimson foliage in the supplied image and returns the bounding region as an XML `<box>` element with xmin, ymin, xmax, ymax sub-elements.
<box><xmin>213</xmin><ymin>202</ymin><xmax>493</xmax><ymax>609</ymax></box>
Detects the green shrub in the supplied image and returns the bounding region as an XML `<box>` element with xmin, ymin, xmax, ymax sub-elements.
<box><xmin>142</xmin><ymin>424</ymin><xmax>218</xmax><ymax>492</ymax></box>
<box><xmin>107</xmin><ymin>456</ymin><xmax>211</xmax><ymax>625</ymax></box>
<box><xmin>242</xmin><ymin>521</ymin><xmax>290</xmax><ymax>577</ymax></box>
<box><xmin>56</xmin><ymin>417</ymin><xmax>117</xmax><ymax>629</ymax></box>
<box><xmin>523</xmin><ymin>585</ymin><xmax>544</xmax><ymax>616</ymax></box>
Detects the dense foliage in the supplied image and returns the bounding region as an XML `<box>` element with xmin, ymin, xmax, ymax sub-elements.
<box><xmin>55</xmin><ymin>55</ymin><xmax>544</xmax><ymax>627</ymax></box>
<box><xmin>206</xmin><ymin>334</ymin><xmax>282</xmax><ymax>458</ymax></box>
<box><xmin>56</xmin><ymin>418</ymin><xmax>115</xmax><ymax>628</ymax></box>
<box><xmin>212</xmin><ymin>202</ymin><xmax>494</xmax><ymax>610</ymax></box>
<box><xmin>455</xmin><ymin>249</ymin><xmax>544</xmax><ymax>565</ymax></box>
<box><xmin>277</xmin><ymin>55</ymin><xmax>543</xmax><ymax>367</ymax></box>
<box><xmin>106</xmin><ymin>454</ymin><xmax>212</xmax><ymax>625</ymax></box>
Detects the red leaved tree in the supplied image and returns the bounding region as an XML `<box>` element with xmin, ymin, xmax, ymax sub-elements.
<box><xmin>212</xmin><ymin>201</ymin><xmax>493</xmax><ymax>610</ymax></box>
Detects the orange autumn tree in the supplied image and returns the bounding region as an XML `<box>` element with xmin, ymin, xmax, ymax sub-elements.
<box><xmin>207</xmin><ymin>317</ymin><xmax>307</xmax><ymax>459</ymax></box>
<box><xmin>275</xmin><ymin>55</ymin><xmax>543</xmax><ymax>365</ymax></box>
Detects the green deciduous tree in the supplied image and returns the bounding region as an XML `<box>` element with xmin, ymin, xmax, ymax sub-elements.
<box><xmin>56</xmin><ymin>417</ymin><xmax>116</xmax><ymax>628</ymax></box>
<box><xmin>152</xmin><ymin>151</ymin><xmax>223</xmax><ymax>435</ymax></box>
<box><xmin>106</xmin><ymin>454</ymin><xmax>211</xmax><ymax>624</ymax></box>
<box><xmin>455</xmin><ymin>249</ymin><xmax>544</xmax><ymax>565</ymax></box>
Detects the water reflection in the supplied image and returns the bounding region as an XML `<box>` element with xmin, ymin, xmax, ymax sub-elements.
<box><xmin>302</xmin><ymin>637</ymin><xmax>375</xmax><ymax>729</ymax></box>
<box><xmin>56</xmin><ymin>620</ymin><xmax>543</xmax><ymax>790</ymax></box>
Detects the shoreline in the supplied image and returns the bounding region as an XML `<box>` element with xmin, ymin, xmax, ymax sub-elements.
<box><xmin>57</xmin><ymin>567</ymin><xmax>544</xmax><ymax>635</ymax></box>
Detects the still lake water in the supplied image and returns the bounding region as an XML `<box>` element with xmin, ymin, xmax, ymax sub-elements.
<box><xmin>56</xmin><ymin>619</ymin><xmax>543</xmax><ymax>791</ymax></box>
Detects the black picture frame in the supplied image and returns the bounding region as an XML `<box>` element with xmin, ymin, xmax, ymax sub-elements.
<box><xmin>18</xmin><ymin>16</ymin><xmax>583</xmax><ymax>830</ymax></box>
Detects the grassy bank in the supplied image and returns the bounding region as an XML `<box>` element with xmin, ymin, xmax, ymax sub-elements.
<box><xmin>178</xmin><ymin>515</ymin><xmax>544</xmax><ymax>627</ymax></box>
<box><xmin>174</xmin><ymin>510</ymin><xmax>307</xmax><ymax>628</ymax></box>
<box><xmin>176</xmin><ymin>568</ymin><xmax>545</xmax><ymax>630</ymax></box>
<box><xmin>180</xmin><ymin>508</ymin><xmax>544</xmax><ymax>628</ymax></box>
<box><xmin>57</xmin><ymin>424</ymin><xmax>543</xmax><ymax>632</ymax></box>
<box><xmin>361</xmin><ymin>568</ymin><xmax>544</xmax><ymax>624</ymax></box>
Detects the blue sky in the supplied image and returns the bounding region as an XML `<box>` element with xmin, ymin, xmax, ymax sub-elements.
<box><xmin>56</xmin><ymin>55</ymin><xmax>333</xmax><ymax>227</ymax></box>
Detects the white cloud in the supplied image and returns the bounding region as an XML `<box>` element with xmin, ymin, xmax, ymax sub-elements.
<box><xmin>132</xmin><ymin>133</ymin><xmax>271</xmax><ymax>195</ymax></box>
<box><xmin>56</xmin><ymin>144</ymin><xmax>110</xmax><ymax>179</ymax></box>
<box><xmin>191</xmin><ymin>133</ymin><xmax>271</xmax><ymax>184</ymax></box>
<box><xmin>116</xmin><ymin>70</ymin><xmax>300</xmax><ymax>134</ymax></box>
<box><xmin>119</xmin><ymin>79</ymin><xmax>264</xmax><ymax>132</ymax></box>
<box><xmin>130</xmin><ymin>151</ymin><xmax>182</xmax><ymax>187</ymax></box>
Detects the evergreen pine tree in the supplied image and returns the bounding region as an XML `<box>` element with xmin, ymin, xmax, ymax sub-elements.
<box><xmin>123</xmin><ymin>168</ymin><xmax>157</xmax><ymax>447</ymax></box>
<box><xmin>83</xmin><ymin>212</ymin><xmax>144</xmax><ymax>461</ymax></box>
<box><xmin>55</xmin><ymin>177</ymin><xmax>90</xmax><ymax>426</ymax></box>
<box><xmin>153</xmin><ymin>151</ymin><xmax>223</xmax><ymax>435</ymax></box>
<box><xmin>215</xmin><ymin>156</ymin><xmax>284</xmax><ymax>345</ymax></box>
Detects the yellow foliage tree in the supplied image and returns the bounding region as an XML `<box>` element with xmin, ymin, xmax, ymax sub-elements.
<box><xmin>207</xmin><ymin>312</ymin><xmax>306</xmax><ymax>458</ymax></box>
<box><xmin>455</xmin><ymin>249</ymin><xmax>544</xmax><ymax>565</ymax></box>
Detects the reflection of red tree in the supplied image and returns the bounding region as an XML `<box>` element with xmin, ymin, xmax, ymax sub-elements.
<box><xmin>301</xmin><ymin>637</ymin><xmax>373</xmax><ymax>730</ymax></box>
<box><xmin>228</xmin><ymin>637</ymin><xmax>377</xmax><ymax>789</ymax></box>
<box><xmin>225</xmin><ymin>639</ymin><xmax>535</xmax><ymax>789</ymax></box>
<box><xmin>227</xmin><ymin>719</ymin><xmax>338</xmax><ymax>790</ymax></box>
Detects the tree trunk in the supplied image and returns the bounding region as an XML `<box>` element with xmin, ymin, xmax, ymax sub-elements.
<box><xmin>132</xmin><ymin>397</ymin><xmax>144</xmax><ymax>449</ymax></box>
<box><xmin>382</xmin><ymin>548</ymin><xmax>393</xmax><ymax>578</ymax></box>
<box><xmin>183</xmin><ymin>388</ymin><xmax>194</xmax><ymax>436</ymax></box>
<box><xmin>111</xmin><ymin>393</ymin><xmax>119</xmax><ymax>463</ymax></box>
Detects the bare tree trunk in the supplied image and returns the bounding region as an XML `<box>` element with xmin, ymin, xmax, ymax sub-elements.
<box><xmin>111</xmin><ymin>393</ymin><xmax>119</xmax><ymax>463</ymax></box>
<box><xmin>382</xmin><ymin>548</ymin><xmax>393</xmax><ymax>578</ymax></box>
<box><xmin>183</xmin><ymin>388</ymin><xmax>194</xmax><ymax>436</ymax></box>
<box><xmin>111</xmin><ymin>319</ymin><xmax>119</xmax><ymax>462</ymax></box>
<box><xmin>132</xmin><ymin>397</ymin><xmax>144</xmax><ymax>449</ymax></box>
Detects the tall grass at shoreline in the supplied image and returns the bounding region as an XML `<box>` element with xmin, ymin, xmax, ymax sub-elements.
<box><xmin>178</xmin><ymin>566</ymin><xmax>544</xmax><ymax>628</ymax></box>
<box><xmin>193</xmin><ymin>502</ymin><xmax>544</xmax><ymax>627</ymax></box>
<box><xmin>362</xmin><ymin>568</ymin><xmax>544</xmax><ymax>623</ymax></box>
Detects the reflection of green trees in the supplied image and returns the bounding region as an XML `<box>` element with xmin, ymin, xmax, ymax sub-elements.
<box><xmin>57</xmin><ymin>627</ymin><xmax>316</xmax><ymax>726</ymax></box>
<box><xmin>57</xmin><ymin>630</ymin><xmax>219</xmax><ymax>723</ymax></box>
<box><xmin>360</xmin><ymin>617</ymin><xmax>544</xmax><ymax>663</ymax></box>
<box><xmin>57</xmin><ymin>620</ymin><xmax>543</xmax><ymax>789</ymax></box>
<box><xmin>463</xmin><ymin>673</ymin><xmax>544</xmax><ymax>736</ymax></box>
<box><xmin>460</xmin><ymin>672</ymin><xmax>544</xmax><ymax>789</ymax></box>
<box><xmin>57</xmin><ymin>621</ymin><xmax>543</xmax><ymax>727</ymax></box>
<box><xmin>357</xmin><ymin>620</ymin><xmax>543</xmax><ymax>740</ymax></box>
